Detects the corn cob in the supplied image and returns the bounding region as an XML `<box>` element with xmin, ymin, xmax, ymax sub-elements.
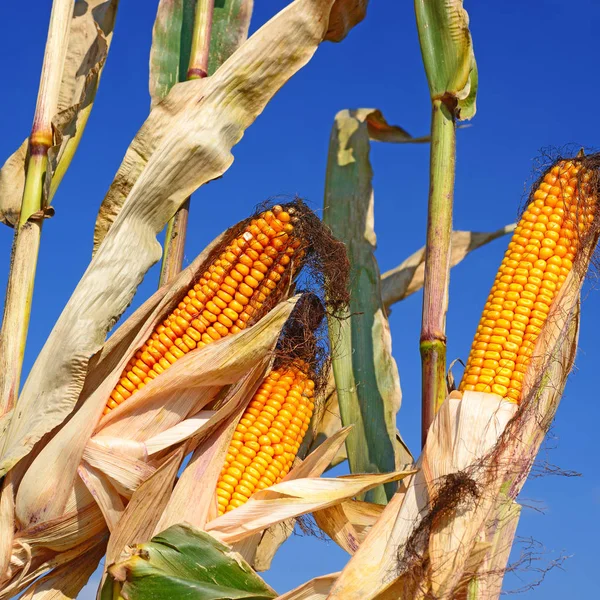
<box><xmin>216</xmin><ymin>360</ymin><xmax>315</xmax><ymax>514</ymax></box>
<box><xmin>104</xmin><ymin>205</ymin><xmax>303</xmax><ymax>414</ymax></box>
<box><xmin>460</xmin><ymin>159</ymin><xmax>597</xmax><ymax>403</ymax></box>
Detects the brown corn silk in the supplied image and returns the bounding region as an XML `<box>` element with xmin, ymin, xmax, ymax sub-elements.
<box><xmin>105</xmin><ymin>204</ymin><xmax>303</xmax><ymax>414</ymax></box>
<box><xmin>460</xmin><ymin>158</ymin><xmax>598</xmax><ymax>402</ymax></box>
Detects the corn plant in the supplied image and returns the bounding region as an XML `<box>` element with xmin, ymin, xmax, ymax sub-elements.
<box><xmin>0</xmin><ymin>1</ymin><xmax>597</xmax><ymax>599</ymax></box>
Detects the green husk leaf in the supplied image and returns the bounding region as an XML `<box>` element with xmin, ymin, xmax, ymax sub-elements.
<box><xmin>323</xmin><ymin>109</ymin><xmax>417</xmax><ymax>503</ymax></box>
<box><xmin>102</xmin><ymin>524</ymin><xmax>276</xmax><ymax>600</ymax></box>
<box><xmin>415</xmin><ymin>0</ymin><xmax>477</xmax><ymax>119</ymax></box>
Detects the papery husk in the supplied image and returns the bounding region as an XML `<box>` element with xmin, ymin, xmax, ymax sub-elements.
<box><xmin>206</xmin><ymin>469</ymin><xmax>415</xmax><ymax>545</ymax></box>
<box><xmin>18</xmin><ymin>541</ymin><xmax>105</xmax><ymax>600</ymax></box>
<box><xmin>82</xmin><ymin>442</ymin><xmax>155</xmax><ymax>498</ymax></box>
<box><xmin>0</xmin><ymin>0</ymin><xmax>367</xmax><ymax>483</ymax></box>
<box><xmin>313</xmin><ymin>498</ymin><xmax>385</xmax><ymax>554</ymax></box>
<box><xmin>156</xmin><ymin>364</ymin><xmax>272</xmax><ymax>533</ymax></box>
<box><xmin>0</xmin><ymin>534</ymin><xmax>107</xmax><ymax>600</ymax></box>
<box><xmin>276</xmin><ymin>572</ymin><xmax>340</xmax><ymax>600</ymax></box>
<box><xmin>104</xmin><ymin>449</ymin><xmax>184</xmax><ymax>569</ymax></box>
<box><xmin>16</xmin><ymin>297</ymin><xmax>296</xmax><ymax>529</ymax></box>
<box><xmin>77</xmin><ymin>462</ymin><xmax>125</xmax><ymax>532</ymax></box>
<box><xmin>327</xmin><ymin>265</ymin><xmax>583</xmax><ymax>599</ymax></box>
<box><xmin>325</xmin><ymin>391</ymin><xmax>517</xmax><ymax>600</ymax></box>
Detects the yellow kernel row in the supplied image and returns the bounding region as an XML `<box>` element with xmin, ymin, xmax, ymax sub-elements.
<box><xmin>216</xmin><ymin>362</ymin><xmax>315</xmax><ymax>514</ymax></box>
<box><xmin>105</xmin><ymin>207</ymin><xmax>302</xmax><ymax>414</ymax></box>
<box><xmin>460</xmin><ymin>160</ymin><xmax>596</xmax><ymax>402</ymax></box>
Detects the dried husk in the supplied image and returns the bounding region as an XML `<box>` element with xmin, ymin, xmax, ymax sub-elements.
<box><xmin>275</xmin><ymin>572</ymin><xmax>340</xmax><ymax>600</ymax></box>
<box><xmin>0</xmin><ymin>0</ymin><xmax>368</xmax><ymax>483</ymax></box>
<box><xmin>326</xmin><ymin>261</ymin><xmax>584</xmax><ymax>599</ymax></box>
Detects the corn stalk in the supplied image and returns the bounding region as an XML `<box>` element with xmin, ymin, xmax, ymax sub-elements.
<box><xmin>159</xmin><ymin>0</ymin><xmax>214</xmax><ymax>286</ymax></box>
<box><xmin>0</xmin><ymin>0</ymin><xmax>72</xmax><ymax>416</ymax></box>
<box><xmin>415</xmin><ymin>0</ymin><xmax>478</xmax><ymax>445</ymax></box>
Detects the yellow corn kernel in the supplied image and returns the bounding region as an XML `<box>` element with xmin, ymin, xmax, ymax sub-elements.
<box><xmin>104</xmin><ymin>206</ymin><xmax>303</xmax><ymax>415</ymax></box>
<box><xmin>215</xmin><ymin>361</ymin><xmax>315</xmax><ymax>515</ymax></box>
<box><xmin>460</xmin><ymin>159</ymin><xmax>597</xmax><ymax>403</ymax></box>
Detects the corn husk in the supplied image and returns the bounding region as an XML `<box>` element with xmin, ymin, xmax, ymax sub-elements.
<box><xmin>275</xmin><ymin>572</ymin><xmax>340</xmax><ymax>600</ymax></box>
<box><xmin>15</xmin><ymin>298</ymin><xmax>296</xmax><ymax>529</ymax></box>
<box><xmin>0</xmin><ymin>0</ymin><xmax>367</xmax><ymax>484</ymax></box>
<box><xmin>325</xmin><ymin>265</ymin><xmax>583</xmax><ymax>600</ymax></box>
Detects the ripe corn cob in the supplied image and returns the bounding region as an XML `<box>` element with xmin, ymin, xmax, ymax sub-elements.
<box><xmin>104</xmin><ymin>205</ymin><xmax>303</xmax><ymax>414</ymax></box>
<box><xmin>216</xmin><ymin>360</ymin><xmax>315</xmax><ymax>514</ymax></box>
<box><xmin>460</xmin><ymin>159</ymin><xmax>597</xmax><ymax>403</ymax></box>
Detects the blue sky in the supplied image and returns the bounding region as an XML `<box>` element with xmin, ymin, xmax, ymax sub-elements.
<box><xmin>1</xmin><ymin>0</ymin><xmax>599</xmax><ymax>597</ymax></box>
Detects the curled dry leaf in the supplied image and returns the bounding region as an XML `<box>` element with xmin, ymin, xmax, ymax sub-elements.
<box><xmin>381</xmin><ymin>225</ymin><xmax>516</xmax><ymax>309</ymax></box>
<box><xmin>275</xmin><ymin>572</ymin><xmax>340</xmax><ymax>600</ymax></box>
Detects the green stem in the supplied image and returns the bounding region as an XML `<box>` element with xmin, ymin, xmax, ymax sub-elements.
<box><xmin>0</xmin><ymin>0</ymin><xmax>72</xmax><ymax>414</ymax></box>
<box><xmin>187</xmin><ymin>0</ymin><xmax>214</xmax><ymax>80</ymax></box>
<box><xmin>159</xmin><ymin>0</ymin><xmax>214</xmax><ymax>287</ymax></box>
<box><xmin>420</xmin><ymin>98</ymin><xmax>456</xmax><ymax>446</ymax></box>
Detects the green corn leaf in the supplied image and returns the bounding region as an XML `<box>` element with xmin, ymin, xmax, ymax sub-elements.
<box><xmin>101</xmin><ymin>524</ymin><xmax>276</xmax><ymax>600</ymax></box>
<box><xmin>415</xmin><ymin>0</ymin><xmax>477</xmax><ymax>119</ymax></box>
<box><xmin>149</xmin><ymin>0</ymin><xmax>197</xmax><ymax>105</ymax></box>
<box><xmin>150</xmin><ymin>0</ymin><xmax>253</xmax><ymax>106</ymax></box>
<box><xmin>323</xmin><ymin>109</ymin><xmax>418</xmax><ymax>504</ymax></box>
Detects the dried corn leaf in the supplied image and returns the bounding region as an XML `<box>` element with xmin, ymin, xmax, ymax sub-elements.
<box><xmin>77</xmin><ymin>462</ymin><xmax>124</xmax><ymax>532</ymax></box>
<box><xmin>324</xmin><ymin>109</ymin><xmax>414</xmax><ymax>504</ymax></box>
<box><xmin>0</xmin><ymin>0</ymin><xmax>365</xmax><ymax>481</ymax></box>
<box><xmin>19</xmin><ymin>537</ymin><xmax>105</xmax><ymax>600</ymax></box>
<box><xmin>275</xmin><ymin>572</ymin><xmax>339</xmax><ymax>600</ymax></box>
<box><xmin>93</xmin><ymin>0</ymin><xmax>367</xmax><ymax>249</ymax></box>
<box><xmin>206</xmin><ymin>469</ymin><xmax>415</xmax><ymax>544</ymax></box>
<box><xmin>15</xmin><ymin>299</ymin><xmax>294</xmax><ymax>529</ymax></box>
<box><xmin>381</xmin><ymin>225</ymin><xmax>516</xmax><ymax>309</ymax></box>
<box><xmin>105</xmin><ymin>448</ymin><xmax>183</xmax><ymax>568</ymax></box>
<box><xmin>0</xmin><ymin>0</ymin><xmax>118</xmax><ymax>226</ymax></box>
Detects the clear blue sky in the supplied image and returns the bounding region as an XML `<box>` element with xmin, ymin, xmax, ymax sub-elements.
<box><xmin>1</xmin><ymin>1</ymin><xmax>599</xmax><ymax>597</ymax></box>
